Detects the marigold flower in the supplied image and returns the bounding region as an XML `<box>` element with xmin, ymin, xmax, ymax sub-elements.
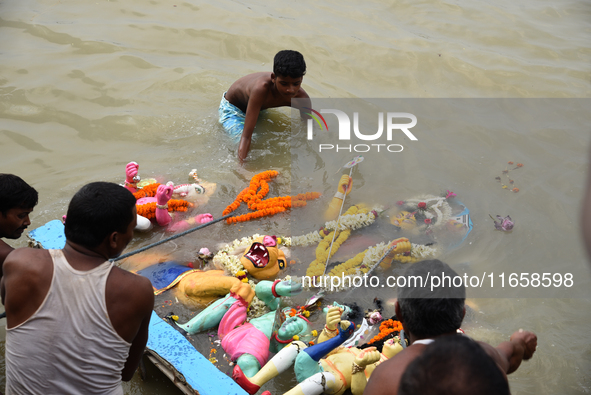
<box><xmin>223</xmin><ymin>170</ymin><xmax>320</xmax><ymax>224</ymax></box>
<box><xmin>368</xmin><ymin>319</ymin><xmax>403</xmax><ymax>344</ymax></box>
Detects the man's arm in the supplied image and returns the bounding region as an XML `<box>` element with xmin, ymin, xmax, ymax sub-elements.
<box><xmin>294</xmin><ymin>90</ymin><xmax>311</xmax><ymax>120</ymax></box>
<box><xmin>121</xmin><ymin>277</ymin><xmax>154</xmax><ymax>381</ymax></box>
<box><xmin>121</xmin><ymin>306</ymin><xmax>152</xmax><ymax>381</ymax></box>
<box><xmin>0</xmin><ymin>239</ymin><xmax>15</xmax><ymax>279</ymax></box>
<box><xmin>479</xmin><ymin>329</ymin><xmax>537</xmax><ymax>375</ymax></box>
<box><xmin>1</xmin><ymin>276</ymin><xmax>6</xmax><ymax>305</ymax></box>
<box><xmin>238</xmin><ymin>85</ymin><xmax>266</xmax><ymax>162</ymax></box>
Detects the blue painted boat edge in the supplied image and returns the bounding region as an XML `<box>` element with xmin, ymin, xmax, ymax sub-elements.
<box><xmin>146</xmin><ymin>310</ymin><xmax>248</xmax><ymax>395</ymax></box>
<box><xmin>27</xmin><ymin>220</ymin><xmax>66</xmax><ymax>249</ymax></box>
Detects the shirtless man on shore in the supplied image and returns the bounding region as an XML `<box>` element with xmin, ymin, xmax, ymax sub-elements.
<box><xmin>219</xmin><ymin>50</ymin><xmax>311</xmax><ymax>162</ymax></box>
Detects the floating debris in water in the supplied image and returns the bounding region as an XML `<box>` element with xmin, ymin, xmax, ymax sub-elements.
<box><xmin>490</xmin><ymin>215</ymin><xmax>514</xmax><ymax>231</ymax></box>
<box><xmin>495</xmin><ymin>161</ymin><xmax>524</xmax><ymax>192</ymax></box>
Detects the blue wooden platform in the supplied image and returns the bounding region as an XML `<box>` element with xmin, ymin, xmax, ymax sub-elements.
<box><xmin>147</xmin><ymin>312</ymin><xmax>247</xmax><ymax>394</ymax></box>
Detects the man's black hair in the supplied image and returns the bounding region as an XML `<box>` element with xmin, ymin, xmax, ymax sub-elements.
<box><xmin>398</xmin><ymin>334</ymin><xmax>510</xmax><ymax>395</ymax></box>
<box><xmin>397</xmin><ymin>259</ymin><xmax>465</xmax><ymax>338</ymax></box>
<box><xmin>64</xmin><ymin>182</ymin><xmax>136</xmax><ymax>248</ymax></box>
<box><xmin>0</xmin><ymin>174</ymin><xmax>38</xmax><ymax>216</ymax></box>
<box><xmin>273</xmin><ymin>50</ymin><xmax>306</xmax><ymax>78</ymax></box>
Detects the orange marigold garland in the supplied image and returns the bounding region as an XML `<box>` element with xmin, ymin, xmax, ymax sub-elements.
<box><xmin>136</xmin><ymin>200</ymin><xmax>192</xmax><ymax>219</ymax></box>
<box><xmin>223</xmin><ymin>171</ymin><xmax>320</xmax><ymax>224</ymax></box>
<box><xmin>132</xmin><ymin>182</ymin><xmax>192</xmax><ymax>219</ymax></box>
<box><xmin>133</xmin><ymin>182</ymin><xmax>160</xmax><ymax>199</ymax></box>
<box><xmin>368</xmin><ymin>319</ymin><xmax>403</xmax><ymax>344</ymax></box>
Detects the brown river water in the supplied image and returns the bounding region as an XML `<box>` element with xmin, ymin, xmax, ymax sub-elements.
<box><xmin>1</xmin><ymin>0</ymin><xmax>590</xmax><ymax>394</ymax></box>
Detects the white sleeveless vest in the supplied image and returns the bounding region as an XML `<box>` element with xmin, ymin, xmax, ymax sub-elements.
<box><xmin>6</xmin><ymin>249</ymin><xmax>131</xmax><ymax>395</ymax></box>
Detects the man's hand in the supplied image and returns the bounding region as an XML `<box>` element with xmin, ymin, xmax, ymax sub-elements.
<box><xmin>510</xmin><ymin>329</ymin><xmax>537</xmax><ymax>360</ymax></box>
<box><xmin>483</xmin><ymin>329</ymin><xmax>538</xmax><ymax>375</ymax></box>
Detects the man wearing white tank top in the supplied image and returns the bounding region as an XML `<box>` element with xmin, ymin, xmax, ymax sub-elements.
<box><xmin>2</xmin><ymin>182</ymin><xmax>154</xmax><ymax>395</ymax></box>
<box><xmin>365</xmin><ymin>260</ymin><xmax>537</xmax><ymax>395</ymax></box>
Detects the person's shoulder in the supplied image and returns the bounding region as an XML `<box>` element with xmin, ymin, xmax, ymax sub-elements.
<box><xmin>368</xmin><ymin>346</ymin><xmax>425</xmax><ymax>390</ymax></box>
<box><xmin>237</xmin><ymin>72</ymin><xmax>272</xmax><ymax>90</ymax></box>
<box><xmin>294</xmin><ymin>87</ymin><xmax>310</xmax><ymax>99</ymax></box>
<box><xmin>0</xmin><ymin>239</ymin><xmax>14</xmax><ymax>265</ymax></box>
<box><xmin>111</xmin><ymin>266</ymin><xmax>152</xmax><ymax>292</ymax></box>
<box><xmin>3</xmin><ymin>248</ymin><xmax>52</xmax><ymax>294</ymax></box>
<box><xmin>390</xmin><ymin>344</ymin><xmax>426</xmax><ymax>365</ymax></box>
<box><xmin>476</xmin><ymin>340</ymin><xmax>511</xmax><ymax>373</ymax></box>
<box><xmin>4</xmin><ymin>247</ymin><xmax>50</xmax><ymax>272</ymax></box>
<box><xmin>251</xmin><ymin>73</ymin><xmax>273</xmax><ymax>93</ymax></box>
<box><xmin>109</xmin><ymin>267</ymin><xmax>154</xmax><ymax>305</ymax></box>
<box><xmin>366</xmin><ymin>355</ymin><xmax>398</xmax><ymax>395</ymax></box>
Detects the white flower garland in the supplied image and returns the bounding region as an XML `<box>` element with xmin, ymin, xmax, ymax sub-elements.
<box><xmin>213</xmin><ymin>234</ymin><xmax>262</xmax><ymax>277</ymax></box>
<box><xmin>304</xmin><ymin>241</ymin><xmax>439</xmax><ymax>293</ymax></box>
<box><xmin>291</xmin><ymin>206</ymin><xmax>382</xmax><ymax>247</ymax></box>
<box><xmin>212</xmin><ymin>234</ymin><xmax>270</xmax><ymax>319</ymax></box>
<box><xmin>290</xmin><ymin>231</ymin><xmax>322</xmax><ymax>247</ymax></box>
<box><xmin>213</xmin><ymin>236</ymin><xmax>304</xmax><ymax>319</ymax></box>
<box><xmin>247</xmin><ymin>278</ymin><xmax>268</xmax><ymax>319</ymax></box>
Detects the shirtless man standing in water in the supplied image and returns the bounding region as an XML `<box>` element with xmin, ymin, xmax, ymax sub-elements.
<box><xmin>219</xmin><ymin>50</ymin><xmax>311</xmax><ymax>162</ymax></box>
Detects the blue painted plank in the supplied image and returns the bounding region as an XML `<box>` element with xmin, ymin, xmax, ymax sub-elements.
<box><xmin>28</xmin><ymin>220</ymin><xmax>66</xmax><ymax>249</ymax></box>
<box><xmin>147</xmin><ymin>312</ymin><xmax>248</xmax><ymax>395</ymax></box>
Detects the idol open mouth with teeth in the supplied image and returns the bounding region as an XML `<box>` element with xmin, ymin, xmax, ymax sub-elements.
<box><xmin>244</xmin><ymin>242</ymin><xmax>270</xmax><ymax>268</ymax></box>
